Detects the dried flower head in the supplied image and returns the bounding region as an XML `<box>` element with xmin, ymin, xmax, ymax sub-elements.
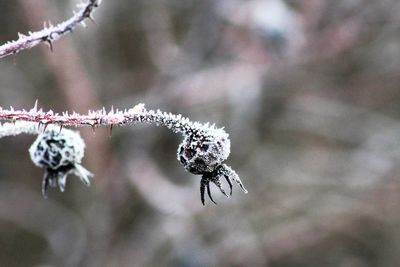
<box><xmin>177</xmin><ymin>127</ymin><xmax>248</xmax><ymax>205</ymax></box>
<box><xmin>134</xmin><ymin>107</ymin><xmax>248</xmax><ymax>205</ymax></box>
<box><xmin>177</xmin><ymin>128</ymin><xmax>230</xmax><ymax>174</ymax></box>
<box><xmin>29</xmin><ymin>127</ymin><xmax>92</xmax><ymax>198</ymax></box>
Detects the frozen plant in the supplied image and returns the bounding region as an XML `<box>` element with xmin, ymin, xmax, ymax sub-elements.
<box><xmin>0</xmin><ymin>104</ymin><xmax>248</xmax><ymax>205</ymax></box>
<box><xmin>0</xmin><ymin>0</ymin><xmax>247</xmax><ymax>205</ymax></box>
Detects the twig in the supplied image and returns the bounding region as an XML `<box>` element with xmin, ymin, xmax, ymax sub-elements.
<box><xmin>0</xmin><ymin>103</ymin><xmax>216</xmax><ymax>136</ymax></box>
<box><xmin>0</xmin><ymin>0</ymin><xmax>100</xmax><ymax>59</ymax></box>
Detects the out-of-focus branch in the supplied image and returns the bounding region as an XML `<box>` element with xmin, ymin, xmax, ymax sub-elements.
<box><xmin>0</xmin><ymin>0</ymin><xmax>100</xmax><ymax>59</ymax></box>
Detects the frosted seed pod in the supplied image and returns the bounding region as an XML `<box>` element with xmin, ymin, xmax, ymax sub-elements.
<box><xmin>177</xmin><ymin>129</ymin><xmax>231</xmax><ymax>175</ymax></box>
<box><xmin>176</xmin><ymin>128</ymin><xmax>247</xmax><ymax>205</ymax></box>
<box><xmin>29</xmin><ymin>127</ymin><xmax>92</xmax><ymax>198</ymax></box>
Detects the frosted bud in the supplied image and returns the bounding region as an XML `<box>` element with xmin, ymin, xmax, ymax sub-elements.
<box><xmin>29</xmin><ymin>127</ymin><xmax>92</xmax><ymax>198</ymax></box>
<box><xmin>177</xmin><ymin>129</ymin><xmax>231</xmax><ymax>175</ymax></box>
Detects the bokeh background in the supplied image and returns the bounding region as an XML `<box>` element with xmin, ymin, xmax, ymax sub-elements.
<box><xmin>1</xmin><ymin>0</ymin><xmax>400</xmax><ymax>266</ymax></box>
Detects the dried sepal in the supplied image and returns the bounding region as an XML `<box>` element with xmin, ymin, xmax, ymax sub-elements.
<box><xmin>199</xmin><ymin>164</ymin><xmax>247</xmax><ymax>205</ymax></box>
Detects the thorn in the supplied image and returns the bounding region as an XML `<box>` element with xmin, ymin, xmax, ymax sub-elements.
<box><xmin>109</xmin><ymin>124</ymin><xmax>113</xmax><ymax>138</ymax></box>
<box><xmin>43</xmin><ymin>123</ymin><xmax>49</xmax><ymax>132</ymax></box>
<box><xmin>91</xmin><ymin>125</ymin><xmax>96</xmax><ymax>134</ymax></box>
<box><xmin>18</xmin><ymin>32</ymin><xmax>26</xmax><ymax>39</ymax></box>
<box><xmin>46</xmin><ymin>40</ymin><xmax>53</xmax><ymax>52</ymax></box>
<box><xmin>59</xmin><ymin>125</ymin><xmax>63</xmax><ymax>133</ymax></box>
<box><xmin>33</xmin><ymin>99</ymin><xmax>38</xmax><ymax>111</ymax></box>
<box><xmin>88</xmin><ymin>15</ymin><xmax>96</xmax><ymax>25</ymax></box>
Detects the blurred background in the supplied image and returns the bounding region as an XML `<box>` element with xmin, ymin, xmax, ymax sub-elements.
<box><xmin>1</xmin><ymin>0</ymin><xmax>400</xmax><ymax>266</ymax></box>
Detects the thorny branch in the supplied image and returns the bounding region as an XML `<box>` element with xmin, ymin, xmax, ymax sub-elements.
<box><xmin>0</xmin><ymin>103</ymin><xmax>215</xmax><ymax>135</ymax></box>
<box><xmin>0</xmin><ymin>0</ymin><xmax>100</xmax><ymax>59</ymax></box>
<box><xmin>0</xmin><ymin>103</ymin><xmax>248</xmax><ymax>204</ymax></box>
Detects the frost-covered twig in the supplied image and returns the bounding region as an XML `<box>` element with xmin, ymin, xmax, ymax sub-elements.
<box><xmin>0</xmin><ymin>103</ymin><xmax>248</xmax><ymax>204</ymax></box>
<box><xmin>0</xmin><ymin>0</ymin><xmax>100</xmax><ymax>59</ymax></box>
<box><xmin>0</xmin><ymin>103</ymin><xmax>218</xmax><ymax>136</ymax></box>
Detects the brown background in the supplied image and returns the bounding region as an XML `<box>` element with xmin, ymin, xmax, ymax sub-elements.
<box><xmin>1</xmin><ymin>0</ymin><xmax>400</xmax><ymax>266</ymax></box>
